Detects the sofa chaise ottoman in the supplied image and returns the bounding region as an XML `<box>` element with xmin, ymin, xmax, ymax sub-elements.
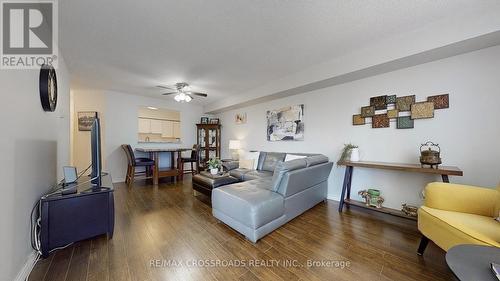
<box><xmin>212</xmin><ymin>152</ymin><xmax>333</xmax><ymax>242</ymax></box>
<box><xmin>192</xmin><ymin>171</ymin><xmax>239</xmax><ymax>196</ymax></box>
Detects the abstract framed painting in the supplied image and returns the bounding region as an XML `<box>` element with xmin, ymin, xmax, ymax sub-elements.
<box><xmin>267</xmin><ymin>105</ymin><xmax>304</xmax><ymax>141</ymax></box>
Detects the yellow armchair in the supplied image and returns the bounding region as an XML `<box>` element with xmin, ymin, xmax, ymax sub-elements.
<box><xmin>417</xmin><ymin>182</ymin><xmax>500</xmax><ymax>255</ymax></box>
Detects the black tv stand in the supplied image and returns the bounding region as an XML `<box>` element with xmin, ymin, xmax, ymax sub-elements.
<box><xmin>39</xmin><ymin>173</ymin><xmax>114</xmax><ymax>257</ymax></box>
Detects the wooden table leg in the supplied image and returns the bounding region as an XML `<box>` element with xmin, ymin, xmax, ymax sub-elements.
<box><xmin>178</xmin><ymin>151</ymin><xmax>183</xmax><ymax>181</ymax></box>
<box><xmin>338</xmin><ymin>166</ymin><xmax>353</xmax><ymax>212</ymax></box>
<box><xmin>170</xmin><ymin>151</ymin><xmax>175</xmax><ymax>182</ymax></box>
<box><xmin>153</xmin><ymin>152</ymin><xmax>159</xmax><ymax>185</ymax></box>
<box><xmin>176</xmin><ymin>151</ymin><xmax>180</xmax><ymax>181</ymax></box>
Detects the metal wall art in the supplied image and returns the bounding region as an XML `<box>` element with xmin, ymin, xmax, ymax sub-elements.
<box><xmin>411</xmin><ymin>101</ymin><xmax>434</xmax><ymax>119</ymax></box>
<box><xmin>386</xmin><ymin>95</ymin><xmax>397</xmax><ymax>104</ymax></box>
<box><xmin>370</xmin><ymin>95</ymin><xmax>387</xmax><ymax>110</ymax></box>
<box><xmin>361</xmin><ymin>106</ymin><xmax>375</xmax><ymax>117</ymax></box>
<box><xmin>353</xmin><ymin>114</ymin><xmax>365</xmax><ymax>125</ymax></box>
<box><xmin>352</xmin><ymin>93</ymin><xmax>450</xmax><ymax>129</ymax></box>
<box><xmin>396</xmin><ymin>95</ymin><xmax>416</xmax><ymax>111</ymax></box>
<box><xmin>387</xmin><ymin>109</ymin><xmax>399</xmax><ymax>119</ymax></box>
<box><xmin>397</xmin><ymin>116</ymin><xmax>414</xmax><ymax>129</ymax></box>
<box><xmin>427</xmin><ymin>94</ymin><xmax>449</xmax><ymax>109</ymax></box>
<box><xmin>372</xmin><ymin>114</ymin><xmax>389</xmax><ymax>128</ymax></box>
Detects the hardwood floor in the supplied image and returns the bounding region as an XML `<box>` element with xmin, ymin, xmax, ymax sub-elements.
<box><xmin>29</xmin><ymin>176</ymin><xmax>454</xmax><ymax>281</ymax></box>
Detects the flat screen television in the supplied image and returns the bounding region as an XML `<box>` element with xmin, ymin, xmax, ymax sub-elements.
<box><xmin>90</xmin><ymin>115</ymin><xmax>102</xmax><ymax>187</ymax></box>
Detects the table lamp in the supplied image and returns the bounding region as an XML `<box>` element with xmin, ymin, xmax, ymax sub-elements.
<box><xmin>229</xmin><ymin>140</ymin><xmax>241</xmax><ymax>160</ymax></box>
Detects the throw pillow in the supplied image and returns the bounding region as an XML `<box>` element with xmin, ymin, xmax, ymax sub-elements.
<box><xmin>241</xmin><ymin>151</ymin><xmax>259</xmax><ymax>170</ymax></box>
<box><xmin>239</xmin><ymin>159</ymin><xmax>255</xmax><ymax>170</ymax></box>
<box><xmin>284</xmin><ymin>154</ymin><xmax>307</xmax><ymax>162</ymax></box>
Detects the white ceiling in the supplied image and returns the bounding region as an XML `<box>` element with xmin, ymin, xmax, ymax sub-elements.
<box><xmin>60</xmin><ymin>0</ymin><xmax>500</xmax><ymax>105</ymax></box>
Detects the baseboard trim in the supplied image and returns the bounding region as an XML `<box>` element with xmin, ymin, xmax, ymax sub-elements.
<box><xmin>327</xmin><ymin>195</ymin><xmax>339</xmax><ymax>201</ymax></box>
<box><xmin>112</xmin><ymin>177</ymin><xmax>125</xmax><ymax>183</ymax></box>
<box><xmin>14</xmin><ymin>250</ymin><xmax>39</xmax><ymax>281</ymax></box>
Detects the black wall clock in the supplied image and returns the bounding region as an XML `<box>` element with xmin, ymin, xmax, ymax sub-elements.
<box><xmin>39</xmin><ymin>64</ymin><xmax>58</xmax><ymax>112</ymax></box>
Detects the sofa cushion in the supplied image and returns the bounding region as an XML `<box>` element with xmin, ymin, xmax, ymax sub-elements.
<box><xmin>271</xmin><ymin>159</ymin><xmax>307</xmax><ymax>191</ymax></box>
<box><xmin>222</xmin><ymin>160</ymin><xmax>239</xmax><ymax>171</ymax></box>
<box><xmin>239</xmin><ymin>159</ymin><xmax>255</xmax><ymax>170</ymax></box>
<box><xmin>212</xmin><ymin>178</ymin><xmax>284</xmax><ymax>229</ymax></box>
<box><xmin>243</xmin><ymin>170</ymin><xmax>273</xmax><ymax>181</ymax></box>
<box><xmin>305</xmin><ymin>155</ymin><xmax>329</xmax><ymax>167</ymax></box>
<box><xmin>418</xmin><ymin>206</ymin><xmax>500</xmax><ymax>250</ymax></box>
<box><xmin>229</xmin><ymin>168</ymin><xmax>252</xmax><ymax>181</ymax></box>
<box><xmin>261</xmin><ymin>152</ymin><xmax>286</xmax><ymax>172</ymax></box>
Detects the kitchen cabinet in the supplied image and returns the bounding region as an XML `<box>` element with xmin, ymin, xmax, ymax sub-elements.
<box><xmin>150</xmin><ymin>119</ymin><xmax>162</xmax><ymax>134</ymax></box>
<box><xmin>161</xmin><ymin>120</ymin><xmax>173</xmax><ymax>137</ymax></box>
<box><xmin>138</xmin><ymin>118</ymin><xmax>151</xmax><ymax>133</ymax></box>
<box><xmin>173</xmin><ymin>122</ymin><xmax>181</xmax><ymax>138</ymax></box>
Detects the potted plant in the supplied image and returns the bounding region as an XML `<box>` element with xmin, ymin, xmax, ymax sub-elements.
<box><xmin>206</xmin><ymin>158</ymin><xmax>222</xmax><ymax>175</ymax></box>
<box><xmin>339</xmin><ymin>143</ymin><xmax>359</xmax><ymax>162</ymax></box>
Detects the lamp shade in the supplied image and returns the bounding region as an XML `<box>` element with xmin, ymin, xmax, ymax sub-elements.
<box><xmin>229</xmin><ymin>140</ymin><xmax>241</xmax><ymax>150</ymax></box>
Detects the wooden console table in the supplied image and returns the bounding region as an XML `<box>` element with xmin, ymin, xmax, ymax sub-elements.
<box><xmin>337</xmin><ymin>160</ymin><xmax>463</xmax><ymax>220</ymax></box>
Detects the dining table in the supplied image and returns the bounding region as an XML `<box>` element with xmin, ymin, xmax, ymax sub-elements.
<box><xmin>135</xmin><ymin>147</ymin><xmax>193</xmax><ymax>185</ymax></box>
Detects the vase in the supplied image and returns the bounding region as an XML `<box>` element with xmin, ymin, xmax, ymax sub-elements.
<box><xmin>349</xmin><ymin>148</ymin><xmax>360</xmax><ymax>161</ymax></box>
<box><xmin>210</xmin><ymin>168</ymin><xmax>218</xmax><ymax>175</ymax></box>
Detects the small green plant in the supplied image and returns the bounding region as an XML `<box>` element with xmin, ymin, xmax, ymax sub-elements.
<box><xmin>339</xmin><ymin>143</ymin><xmax>359</xmax><ymax>162</ymax></box>
<box><xmin>206</xmin><ymin>158</ymin><xmax>222</xmax><ymax>169</ymax></box>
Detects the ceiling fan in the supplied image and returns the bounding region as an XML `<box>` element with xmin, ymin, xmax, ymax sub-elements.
<box><xmin>157</xmin><ymin>82</ymin><xmax>207</xmax><ymax>103</ymax></box>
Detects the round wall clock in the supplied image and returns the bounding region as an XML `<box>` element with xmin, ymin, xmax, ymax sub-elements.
<box><xmin>39</xmin><ymin>64</ymin><xmax>58</xmax><ymax>112</ymax></box>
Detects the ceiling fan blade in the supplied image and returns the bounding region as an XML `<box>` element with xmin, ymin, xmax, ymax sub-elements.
<box><xmin>186</xmin><ymin>91</ymin><xmax>207</xmax><ymax>97</ymax></box>
<box><xmin>161</xmin><ymin>92</ymin><xmax>177</xmax><ymax>96</ymax></box>
<box><xmin>156</xmin><ymin>85</ymin><xmax>176</xmax><ymax>90</ymax></box>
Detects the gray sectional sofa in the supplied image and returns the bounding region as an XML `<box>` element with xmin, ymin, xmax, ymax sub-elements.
<box><xmin>212</xmin><ymin>152</ymin><xmax>333</xmax><ymax>242</ymax></box>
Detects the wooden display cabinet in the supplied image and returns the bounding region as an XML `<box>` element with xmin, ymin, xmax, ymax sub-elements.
<box><xmin>196</xmin><ymin>124</ymin><xmax>221</xmax><ymax>170</ymax></box>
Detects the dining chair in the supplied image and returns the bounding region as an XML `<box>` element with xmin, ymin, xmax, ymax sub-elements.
<box><xmin>179</xmin><ymin>144</ymin><xmax>199</xmax><ymax>180</ymax></box>
<box><xmin>121</xmin><ymin>144</ymin><xmax>155</xmax><ymax>185</ymax></box>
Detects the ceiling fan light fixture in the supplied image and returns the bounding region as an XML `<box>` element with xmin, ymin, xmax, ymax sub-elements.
<box><xmin>174</xmin><ymin>92</ymin><xmax>192</xmax><ymax>103</ymax></box>
<box><xmin>160</xmin><ymin>82</ymin><xmax>202</xmax><ymax>103</ymax></box>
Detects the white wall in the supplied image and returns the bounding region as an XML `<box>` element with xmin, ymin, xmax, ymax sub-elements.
<box><xmin>217</xmin><ymin>45</ymin><xmax>500</xmax><ymax>209</ymax></box>
<box><xmin>71</xmin><ymin>90</ymin><xmax>204</xmax><ymax>183</ymax></box>
<box><xmin>0</xmin><ymin>59</ymin><xmax>70</xmax><ymax>280</ymax></box>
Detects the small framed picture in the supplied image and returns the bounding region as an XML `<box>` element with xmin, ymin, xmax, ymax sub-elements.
<box><xmin>235</xmin><ymin>113</ymin><xmax>247</xmax><ymax>124</ymax></box>
<box><xmin>78</xmin><ymin>111</ymin><xmax>98</xmax><ymax>131</ymax></box>
<box><xmin>209</xmin><ymin>118</ymin><xmax>220</xmax><ymax>124</ymax></box>
<box><xmin>200</xmin><ymin>117</ymin><xmax>209</xmax><ymax>124</ymax></box>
